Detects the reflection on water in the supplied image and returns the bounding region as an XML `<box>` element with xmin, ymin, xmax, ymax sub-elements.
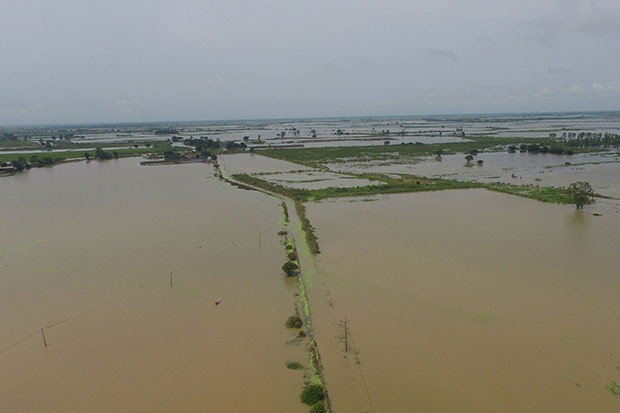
<box><xmin>0</xmin><ymin>158</ymin><xmax>305</xmax><ymax>412</ymax></box>
<box><xmin>308</xmin><ymin>189</ymin><xmax>620</xmax><ymax>412</ymax></box>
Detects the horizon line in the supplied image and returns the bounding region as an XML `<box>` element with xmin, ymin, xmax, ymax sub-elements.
<box><xmin>2</xmin><ymin>109</ymin><xmax>620</xmax><ymax>129</ymax></box>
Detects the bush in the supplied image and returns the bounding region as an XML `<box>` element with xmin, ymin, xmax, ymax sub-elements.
<box><xmin>301</xmin><ymin>384</ymin><xmax>324</xmax><ymax>405</ymax></box>
<box><xmin>285</xmin><ymin>315</ymin><xmax>303</xmax><ymax>329</ymax></box>
<box><xmin>286</xmin><ymin>361</ymin><xmax>304</xmax><ymax>370</ymax></box>
<box><xmin>282</xmin><ymin>261</ymin><xmax>299</xmax><ymax>277</ymax></box>
<box><xmin>287</xmin><ymin>252</ymin><xmax>297</xmax><ymax>261</ymax></box>
<box><xmin>310</xmin><ymin>402</ymin><xmax>327</xmax><ymax>413</ymax></box>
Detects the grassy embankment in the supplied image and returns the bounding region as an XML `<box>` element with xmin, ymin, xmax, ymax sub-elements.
<box><xmin>278</xmin><ymin>202</ymin><xmax>330</xmax><ymax>413</ymax></box>
<box><xmin>0</xmin><ymin>140</ymin><xmax>40</xmax><ymax>148</ymax></box>
<box><xmin>232</xmin><ymin>172</ymin><xmax>576</xmax><ymax>207</ymax></box>
<box><xmin>0</xmin><ymin>142</ymin><xmax>187</xmax><ymax>168</ymax></box>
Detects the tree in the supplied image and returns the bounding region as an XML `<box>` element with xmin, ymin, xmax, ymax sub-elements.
<box><xmin>11</xmin><ymin>159</ymin><xmax>26</xmax><ymax>171</ymax></box>
<box><xmin>465</xmin><ymin>154</ymin><xmax>474</xmax><ymax>165</ymax></box>
<box><xmin>568</xmin><ymin>181</ymin><xmax>594</xmax><ymax>209</ymax></box>
<box><xmin>301</xmin><ymin>384</ymin><xmax>325</xmax><ymax>405</ymax></box>
<box><xmin>84</xmin><ymin>152</ymin><xmax>91</xmax><ymax>160</ymax></box>
<box><xmin>476</xmin><ymin>160</ymin><xmax>484</xmax><ymax>166</ymax></box>
<box><xmin>163</xmin><ymin>150</ymin><xmax>180</xmax><ymax>161</ymax></box>
<box><xmin>282</xmin><ymin>261</ymin><xmax>299</xmax><ymax>277</ymax></box>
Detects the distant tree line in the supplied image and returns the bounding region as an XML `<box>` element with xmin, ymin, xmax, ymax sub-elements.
<box><xmin>154</xmin><ymin>128</ymin><xmax>179</xmax><ymax>135</ymax></box>
<box><xmin>507</xmin><ymin>144</ymin><xmax>574</xmax><ymax>155</ymax></box>
<box><xmin>84</xmin><ymin>148</ymin><xmax>119</xmax><ymax>161</ymax></box>
<box><xmin>183</xmin><ymin>136</ymin><xmax>247</xmax><ymax>155</ymax></box>
<box><xmin>7</xmin><ymin>155</ymin><xmax>61</xmax><ymax>171</ymax></box>
<box><xmin>561</xmin><ymin>132</ymin><xmax>620</xmax><ymax>149</ymax></box>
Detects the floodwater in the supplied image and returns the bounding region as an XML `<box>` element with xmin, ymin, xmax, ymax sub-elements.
<box><xmin>328</xmin><ymin>152</ymin><xmax>620</xmax><ymax>198</ymax></box>
<box><xmin>219</xmin><ymin>153</ymin><xmax>310</xmax><ymax>174</ymax></box>
<box><xmin>307</xmin><ymin>190</ymin><xmax>620</xmax><ymax>412</ymax></box>
<box><xmin>0</xmin><ymin>158</ymin><xmax>306</xmax><ymax>412</ymax></box>
<box><xmin>261</xmin><ymin>171</ymin><xmax>384</xmax><ymax>190</ymax></box>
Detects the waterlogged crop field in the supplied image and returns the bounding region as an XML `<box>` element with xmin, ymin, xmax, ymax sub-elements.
<box><xmin>3</xmin><ymin>113</ymin><xmax>620</xmax><ymax>413</ymax></box>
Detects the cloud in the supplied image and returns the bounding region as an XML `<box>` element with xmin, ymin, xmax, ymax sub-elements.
<box><xmin>524</xmin><ymin>0</ymin><xmax>620</xmax><ymax>41</ymax></box>
<box><xmin>563</xmin><ymin>85</ymin><xmax>587</xmax><ymax>94</ymax></box>
<box><xmin>345</xmin><ymin>55</ymin><xmax>373</xmax><ymax>65</ymax></box>
<box><xmin>546</xmin><ymin>66</ymin><xmax>573</xmax><ymax>75</ymax></box>
<box><xmin>115</xmin><ymin>98</ymin><xmax>144</xmax><ymax>113</ymax></box>
<box><xmin>425</xmin><ymin>48</ymin><xmax>461</xmax><ymax>61</ymax></box>
<box><xmin>592</xmin><ymin>81</ymin><xmax>620</xmax><ymax>92</ymax></box>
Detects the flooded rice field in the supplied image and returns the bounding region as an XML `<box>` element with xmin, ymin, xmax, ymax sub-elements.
<box><xmin>21</xmin><ymin>113</ymin><xmax>620</xmax><ymax>150</ymax></box>
<box><xmin>260</xmin><ymin>171</ymin><xmax>384</xmax><ymax>190</ymax></box>
<box><xmin>327</xmin><ymin>152</ymin><xmax>620</xmax><ymax>197</ymax></box>
<box><xmin>307</xmin><ymin>190</ymin><xmax>620</xmax><ymax>412</ymax></box>
<box><xmin>0</xmin><ymin>158</ymin><xmax>306</xmax><ymax>412</ymax></box>
<box><xmin>3</xmin><ymin>144</ymin><xmax>620</xmax><ymax>412</ymax></box>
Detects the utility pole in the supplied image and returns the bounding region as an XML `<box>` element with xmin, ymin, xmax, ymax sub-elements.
<box><xmin>170</xmin><ymin>271</ymin><xmax>173</xmax><ymax>287</ymax></box>
<box><xmin>344</xmin><ymin>315</ymin><xmax>348</xmax><ymax>353</ymax></box>
<box><xmin>41</xmin><ymin>328</ymin><xmax>47</xmax><ymax>347</ymax></box>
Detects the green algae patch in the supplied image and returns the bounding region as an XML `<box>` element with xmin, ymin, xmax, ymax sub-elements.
<box><xmin>608</xmin><ymin>382</ymin><xmax>620</xmax><ymax>398</ymax></box>
<box><xmin>286</xmin><ymin>361</ymin><xmax>305</xmax><ymax>370</ymax></box>
<box><xmin>447</xmin><ymin>309</ymin><xmax>497</xmax><ymax>324</ymax></box>
<box><xmin>4</xmin><ymin>240</ymin><xmax>46</xmax><ymax>252</ymax></box>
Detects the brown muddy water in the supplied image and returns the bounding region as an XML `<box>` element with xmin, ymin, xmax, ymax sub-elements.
<box><xmin>261</xmin><ymin>171</ymin><xmax>384</xmax><ymax>190</ymax></box>
<box><xmin>307</xmin><ymin>190</ymin><xmax>620</xmax><ymax>412</ymax></box>
<box><xmin>0</xmin><ymin>158</ymin><xmax>306</xmax><ymax>412</ymax></box>
<box><xmin>219</xmin><ymin>152</ymin><xmax>310</xmax><ymax>174</ymax></box>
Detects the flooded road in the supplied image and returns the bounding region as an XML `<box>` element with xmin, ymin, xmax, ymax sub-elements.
<box><xmin>0</xmin><ymin>158</ymin><xmax>306</xmax><ymax>412</ymax></box>
<box><xmin>307</xmin><ymin>190</ymin><xmax>620</xmax><ymax>412</ymax></box>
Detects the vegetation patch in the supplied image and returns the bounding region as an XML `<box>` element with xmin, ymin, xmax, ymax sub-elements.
<box><xmin>285</xmin><ymin>314</ymin><xmax>303</xmax><ymax>329</ymax></box>
<box><xmin>0</xmin><ymin>142</ymin><xmax>185</xmax><ymax>172</ymax></box>
<box><xmin>310</xmin><ymin>402</ymin><xmax>327</xmax><ymax>413</ymax></box>
<box><xmin>257</xmin><ymin>135</ymin><xmax>602</xmax><ymax>167</ymax></box>
<box><xmin>282</xmin><ymin>261</ymin><xmax>300</xmax><ymax>277</ymax></box>
<box><xmin>300</xmin><ymin>384</ymin><xmax>325</xmax><ymax>405</ymax></box>
<box><xmin>608</xmin><ymin>382</ymin><xmax>620</xmax><ymax>398</ymax></box>
<box><xmin>286</xmin><ymin>361</ymin><xmax>304</xmax><ymax>370</ymax></box>
<box><xmin>233</xmin><ymin>170</ymin><xmax>583</xmax><ymax>206</ymax></box>
<box><xmin>281</xmin><ymin>201</ymin><xmax>290</xmax><ymax>222</ymax></box>
<box><xmin>295</xmin><ymin>201</ymin><xmax>320</xmax><ymax>254</ymax></box>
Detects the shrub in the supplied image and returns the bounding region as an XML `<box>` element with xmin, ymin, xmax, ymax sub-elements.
<box><xmin>282</xmin><ymin>261</ymin><xmax>299</xmax><ymax>277</ymax></box>
<box><xmin>301</xmin><ymin>384</ymin><xmax>324</xmax><ymax>405</ymax></box>
<box><xmin>288</xmin><ymin>252</ymin><xmax>297</xmax><ymax>261</ymax></box>
<box><xmin>285</xmin><ymin>315</ymin><xmax>303</xmax><ymax>328</ymax></box>
<box><xmin>310</xmin><ymin>402</ymin><xmax>327</xmax><ymax>413</ymax></box>
<box><xmin>286</xmin><ymin>361</ymin><xmax>304</xmax><ymax>370</ymax></box>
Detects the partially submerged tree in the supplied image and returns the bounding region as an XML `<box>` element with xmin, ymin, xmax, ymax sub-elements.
<box><xmin>282</xmin><ymin>261</ymin><xmax>299</xmax><ymax>277</ymax></box>
<box><xmin>465</xmin><ymin>154</ymin><xmax>474</xmax><ymax>165</ymax></box>
<box><xmin>568</xmin><ymin>181</ymin><xmax>595</xmax><ymax>209</ymax></box>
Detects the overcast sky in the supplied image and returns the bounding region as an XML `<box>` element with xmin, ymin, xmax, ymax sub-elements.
<box><xmin>1</xmin><ymin>0</ymin><xmax>619</xmax><ymax>124</ymax></box>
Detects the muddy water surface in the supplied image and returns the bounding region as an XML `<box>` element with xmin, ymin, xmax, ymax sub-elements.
<box><xmin>307</xmin><ymin>190</ymin><xmax>620</xmax><ymax>412</ymax></box>
<box><xmin>0</xmin><ymin>159</ymin><xmax>305</xmax><ymax>412</ymax></box>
